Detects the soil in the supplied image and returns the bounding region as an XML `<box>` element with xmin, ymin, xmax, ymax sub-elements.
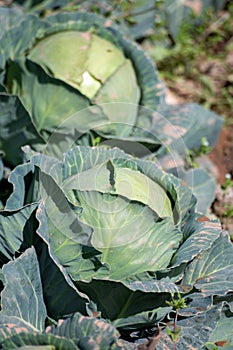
<box><xmin>209</xmin><ymin>126</ymin><xmax>233</xmax><ymax>234</ymax></box>
<box><xmin>209</xmin><ymin>126</ymin><xmax>233</xmax><ymax>183</ymax></box>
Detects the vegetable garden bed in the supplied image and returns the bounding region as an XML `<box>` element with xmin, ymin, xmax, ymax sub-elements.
<box><xmin>0</xmin><ymin>1</ymin><xmax>233</xmax><ymax>349</ymax></box>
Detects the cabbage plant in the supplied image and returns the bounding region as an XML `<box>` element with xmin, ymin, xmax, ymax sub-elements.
<box><xmin>1</xmin><ymin>145</ymin><xmax>233</xmax><ymax>348</ymax></box>
<box><xmin>0</xmin><ymin>8</ymin><xmax>164</xmax><ymax>164</ymax></box>
<box><xmin>0</xmin><ymin>8</ymin><xmax>223</xmax><ymax>169</ymax></box>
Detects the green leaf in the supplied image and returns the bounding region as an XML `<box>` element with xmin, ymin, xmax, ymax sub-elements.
<box><xmin>6</xmin><ymin>59</ymin><xmax>90</xmax><ymax>136</ymax></box>
<box><xmin>178</xmin><ymin>292</ymin><xmax>213</xmax><ymax>317</ymax></box>
<box><xmin>0</xmin><ymin>247</ymin><xmax>47</xmax><ymax>341</ymax></box>
<box><xmin>86</xmin><ymin>33</ymin><xmax>125</xmax><ymax>86</ymax></box>
<box><xmin>166</xmin><ymin>326</ymin><xmax>181</xmax><ymax>342</ymax></box>
<box><xmin>78</xmin><ymin>199</ymin><xmax>180</xmax><ymax>278</ymax></box>
<box><xmin>93</xmin><ymin>60</ymin><xmax>140</xmax><ymax>136</ymax></box>
<box><xmin>5</xmin><ymin>346</ymin><xmax>55</xmax><ymax>350</ymax></box>
<box><xmin>0</xmin><ymin>7</ymin><xmax>24</xmax><ymax>39</ymax></box>
<box><xmin>0</xmin><ymin>204</ymin><xmax>37</xmax><ymax>262</ymax></box>
<box><xmin>37</xmin><ymin>240</ymin><xmax>90</xmax><ymax>320</ymax></box>
<box><xmin>114</xmin><ymin>166</ymin><xmax>172</xmax><ymax>218</ymax></box>
<box><xmin>5</xmin><ymin>155</ymin><xmax>41</xmax><ymax>210</ymax></box>
<box><xmin>0</xmin><ymin>15</ymin><xmax>48</xmax><ymax>70</ymax></box>
<box><xmin>208</xmin><ymin>304</ymin><xmax>233</xmax><ymax>348</ymax></box>
<box><xmin>182</xmin><ymin>168</ymin><xmax>216</xmax><ymax>213</ymax></box>
<box><xmin>113</xmin><ymin>27</ymin><xmax>165</xmax><ymax>108</ymax></box>
<box><xmin>2</xmin><ymin>333</ymin><xmax>77</xmax><ymax>350</ymax></box>
<box><xmin>5</xmin><ymin>346</ymin><xmax>54</xmax><ymax>350</ymax></box>
<box><xmin>63</xmin><ymin>161</ymin><xmax>173</xmax><ymax>218</ymax></box>
<box><xmin>35</xmin><ymin>180</ymin><xmax>108</xmax><ymax>282</ymax></box>
<box><xmin>28</xmin><ymin>31</ymin><xmax>92</xmax><ymax>93</ymax></box>
<box><xmin>137</xmin><ymin>156</ymin><xmax>196</xmax><ymax>224</ymax></box>
<box><xmin>112</xmin><ymin>305</ymin><xmax>172</xmax><ymax>329</ymax></box>
<box><xmin>0</xmin><ymin>95</ymin><xmax>43</xmax><ymax>165</ymax></box>
<box><xmin>42</xmin><ymin>105</ymin><xmax>108</xmax><ymax>161</ymax></box>
<box><xmin>182</xmin><ymin>233</ymin><xmax>233</xmax><ymax>296</ymax></box>
<box><xmin>123</xmin><ymin>0</ymin><xmax>156</xmax><ymax>40</ymax></box>
<box><xmin>46</xmin><ymin>312</ymin><xmax>123</xmax><ymax>349</ymax></box>
<box><xmin>158</xmin><ymin>103</ymin><xmax>224</xmax><ymax>153</ymax></box>
<box><xmin>77</xmin><ymin>277</ymin><xmax>178</xmax><ymax>324</ymax></box>
<box><xmin>0</xmin><ymin>158</ymin><xmax>3</xmax><ymax>181</ymax></box>
<box><xmin>172</xmin><ymin>216</ymin><xmax>221</xmax><ymax>268</ymax></box>
<box><xmin>122</xmin><ymin>277</ymin><xmax>183</xmax><ymax>294</ymax></box>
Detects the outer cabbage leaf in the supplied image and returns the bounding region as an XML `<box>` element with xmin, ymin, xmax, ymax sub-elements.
<box><xmin>2</xmin><ymin>333</ymin><xmax>77</xmax><ymax>350</ymax></box>
<box><xmin>171</xmin><ymin>216</ymin><xmax>222</xmax><ymax>268</ymax></box>
<box><xmin>17</xmin><ymin>0</ymin><xmax>156</xmax><ymax>42</ymax></box>
<box><xmin>207</xmin><ymin>304</ymin><xmax>233</xmax><ymax>349</ymax></box>
<box><xmin>182</xmin><ymin>233</ymin><xmax>233</xmax><ymax>296</ymax></box>
<box><xmin>36</xmin><ymin>241</ymin><xmax>90</xmax><ymax>320</ymax></box>
<box><xmin>157</xmin><ymin>103</ymin><xmax>224</xmax><ymax>153</ymax></box>
<box><xmin>182</xmin><ymin>168</ymin><xmax>216</xmax><ymax>213</ymax></box>
<box><xmin>0</xmin><ymin>158</ymin><xmax>4</xmax><ymax>209</ymax></box>
<box><xmin>0</xmin><ymin>158</ymin><xmax>3</xmax><ymax>181</ymax></box>
<box><xmin>0</xmin><ymin>204</ymin><xmax>37</xmax><ymax>262</ymax></box>
<box><xmin>6</xmin><ymin>59</ymin><xmax>90</xmax><ymax>137</ymax></box>
<box><xmin>5</xmin><ymin>155</ymin><xmax>43</xmax><ymax>211</ymax></box>
<box><xmin>75</xmin><ymin>278</ymin><xmax>181</xmax><ymax>326</ymax></box>
<box><xmin>0</xmin><ymin>95</ymin><xmax>43</xmax><ymax>165</ymax></box>
<box><xmin>0</xmin><ymin>248</ymin><xmax>47</xmax><ymax>341</ymax></box>
<box><xmin>0</xmin><ymin>7</ymin><xmax>24</xmax><ymax>40</ymax></box>
<box><xmin>157</xmin><ymin>152</ymin><xmax>218</xmax><ymax>214</ymax></box>
<box><xmin>46</xmin><ymin>312</ymin><xmax>134</xmax><ymax>349</ymax></box>
<box><xmin>0</xmin><ymin>14</ymin><xmax>48</xmax><ymax>71</ymax></box>
<box><xmin>1</xmin><ymin>312</ymin><xmax>135</xmax><ymax>349</ymax></box>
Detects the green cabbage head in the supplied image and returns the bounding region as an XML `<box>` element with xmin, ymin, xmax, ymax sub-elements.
<box><xmin>6</xmin><ymin>145</ymin><xmax>198</xmax><ymax>326</ymax></box>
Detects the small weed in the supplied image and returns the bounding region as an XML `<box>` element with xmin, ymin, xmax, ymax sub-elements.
<box><xmin>186</xmin><ymin>137</ymin><xmax>212</xmax><ymax>168</ymax></box>
<box><xmin>205</xmin><ymin>343</ymin><xmax>218</xmax><ymax>350</ymax></box>
<box><xmin>90</xmin><ymin>133</ymin><xmax>102</xmax><ymax>147</ymax></box>
<box><xmin>224</xmin><ymin>204</ymin><xmax>233</xmax><ymax>220</ymax></box>
<box><xmin>221</xmin><ymin>173</ymin><xmax>233</xmax><ymax>190</ymax></box>
<box><xmin>166</xmin><ymin>292</ymin><xmax>187</xmax><ymax>349</ymax></box>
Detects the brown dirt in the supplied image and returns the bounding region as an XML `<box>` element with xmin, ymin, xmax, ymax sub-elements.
<box><xmin>209</xmin><ymin>126</ymin><xmax>233</xmax><ymax>234</ymax></box>
<box><xmin>209</xmin><ymin>126</ymin><xmax>233</xmax><ymax>183</ymax></box>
